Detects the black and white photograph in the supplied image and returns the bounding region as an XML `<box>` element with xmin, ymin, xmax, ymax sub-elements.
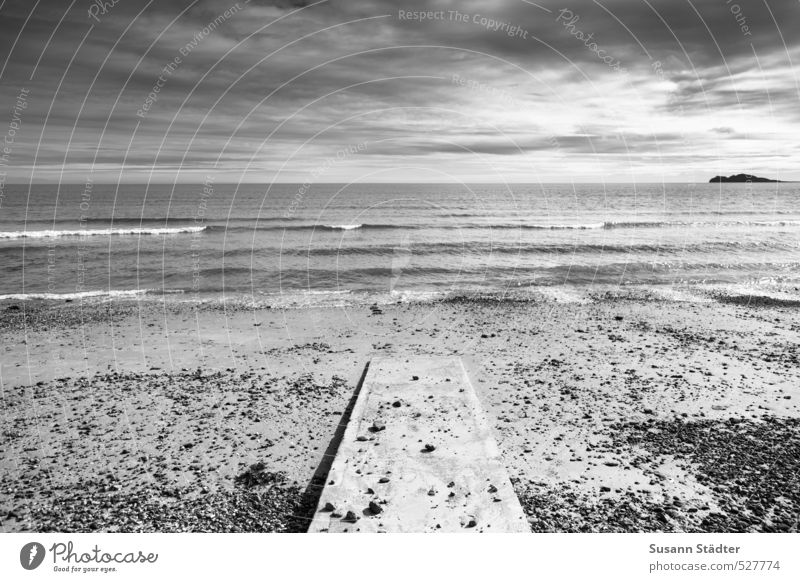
<box><xmin>1</xmin><ymin>0</ymin><xmax>799</xmax><ymax>578</ymax></box>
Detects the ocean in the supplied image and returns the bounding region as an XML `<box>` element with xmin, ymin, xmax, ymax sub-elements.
<box><xmin>1</xmin><ymin>182</ymin><xmax>799</xmax><ymax>306</ymax></box>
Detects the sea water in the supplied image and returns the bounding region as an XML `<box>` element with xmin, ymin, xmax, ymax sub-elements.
<box><xmin>1</xmin><ymin>182</ymin><xmax>798</xmax><ymax>305</ymax></box>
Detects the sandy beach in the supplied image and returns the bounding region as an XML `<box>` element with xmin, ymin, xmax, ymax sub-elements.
<box><xmin>1</xmin><ymin>290</ymin><xmax>799</xmax><ymax>532</ymax></box>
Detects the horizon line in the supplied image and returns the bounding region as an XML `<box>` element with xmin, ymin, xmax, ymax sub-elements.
<box><xmin>4</xmin><ymin>180</ymin><xmax>794</xmax><ymax>186</ymax></box>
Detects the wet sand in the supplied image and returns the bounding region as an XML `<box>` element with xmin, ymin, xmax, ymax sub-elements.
<box><xmin>1</xmin><ymin>292</ymin><xmax>799</xmax><ymax>532</ymax></box>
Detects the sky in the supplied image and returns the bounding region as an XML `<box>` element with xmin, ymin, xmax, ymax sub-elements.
<box><xmin>0</xmin><ymin>0</ymin><xmax>798</xmax><ymax>183</ymax></box>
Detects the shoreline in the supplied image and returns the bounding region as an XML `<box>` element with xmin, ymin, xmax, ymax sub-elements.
<box><xmin>2</xmin><ymin>278</ymin><xmax>800</xmax><ymax>309</ymax></box>
<box><xmin>2</xmin><ymin>294</ymin><xmax>799</xmax><ymax>532</ymax></box>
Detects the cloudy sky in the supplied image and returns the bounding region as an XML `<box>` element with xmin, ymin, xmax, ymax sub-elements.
<box><xmin>0</xmin><ymin>0</ymin><xmax>798</xmax><ymax>183</ymax></box>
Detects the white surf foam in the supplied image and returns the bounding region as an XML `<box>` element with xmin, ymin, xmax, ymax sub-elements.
<box><xmin>0</xmin><ymin>289</ymin><xmax>183</xmax><ymax>301</ymax></box>
<box><xmin>323</xmin><ymin>224</ymin><xmax>363</xmax><ymax>230</ymax></box>
<box><xmin>0</xmin><ymin>226</ymin><xmax>207</xmax><ymax>239</ymax></box>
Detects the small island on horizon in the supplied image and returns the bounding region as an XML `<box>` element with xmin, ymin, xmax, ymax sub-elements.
<box><xmin>709</xmin><ymin>173</ymin><xmax>784</xmax><ymax>183</ymax></box>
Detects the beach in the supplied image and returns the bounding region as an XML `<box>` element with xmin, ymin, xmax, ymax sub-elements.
<box><xmin>2</xmin><ymin>290</ymin><xmax>798</xmax><ymax>532</ymax></box>
<box><xmin>4</xmin><ymin>1</ymin><xmax>800</xmax><ymax>576</ymax></box>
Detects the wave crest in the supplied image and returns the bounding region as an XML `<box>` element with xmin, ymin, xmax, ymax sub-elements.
<box><xmin>322</xmin><ymin>224</ymin><xmax>363</xmax><ymax>230</ymax></box>
<box><xmin>0</xmin><ymin>226</ymin><xmax>207</xmax><ymax>239</ymax></box>
<box><xmin>0</xmin><ymin>289</ymin><xmax>184</xmax><ymax>301</ymax></box>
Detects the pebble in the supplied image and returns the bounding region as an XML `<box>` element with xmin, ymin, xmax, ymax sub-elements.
<box><xmin>343</xmin><ymin>510</ymin><xmax>358</xmax><ymax>522</ymax></box>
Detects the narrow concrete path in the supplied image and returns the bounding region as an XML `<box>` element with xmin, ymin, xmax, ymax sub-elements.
<box><xmin>308</xmin><ymin>357</ymin><xmax>529</xmax><ymax>532</ymax></box>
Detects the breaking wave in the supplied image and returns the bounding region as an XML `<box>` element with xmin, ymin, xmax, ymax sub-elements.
<box><xmin>322</xmin><ymin>224</ymin><xmax>363</xmax><ymax>230</ymax></box>
<box><xmin>0</xmin><ymin>289</ymin><xmax>184</xmax><ymax>301</ymax></box>
<box><xmin>0</xmin><ymin>226</ymin><xmax>207</xmax><ymax>239</ymax></box>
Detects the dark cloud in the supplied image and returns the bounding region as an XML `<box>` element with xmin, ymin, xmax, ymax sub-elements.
<box><xmin>0</xmin><ymin>0</ymin><xmax>798</xmax><ymax>181</ymax></box>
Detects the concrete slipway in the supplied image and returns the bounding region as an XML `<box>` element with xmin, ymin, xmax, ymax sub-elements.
<box><xmin>308</xmin><ymin>357</ymin><xmax>529</xmax><ymax>533</ymax></box>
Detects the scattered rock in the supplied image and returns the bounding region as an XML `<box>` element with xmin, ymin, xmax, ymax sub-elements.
<box><xmin>342</xmin><ymin>510</ymin><xmax>359</xmax><ymax>523</ymax></box>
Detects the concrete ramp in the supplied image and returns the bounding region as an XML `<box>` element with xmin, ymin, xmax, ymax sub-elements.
<box><xmin>308</xmin><ymin>357</ymin><xmax>529</xmax><ymax>533</ymax></box>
